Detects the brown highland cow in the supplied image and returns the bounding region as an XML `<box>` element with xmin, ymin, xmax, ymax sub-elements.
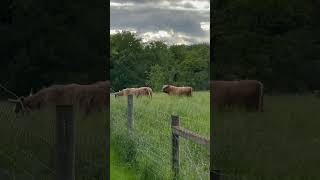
<box><xmin>211</xmin><ymin>80</ymin><xmax>264</xmax><ymax>112</ymax></box>
<box><xmin>8</xmin><ymin>81</ymin><xmax>110</xmax><ymax>114</ymax></box>
<box><xmin>114</xmin><ymin>87</ymin><xmax>152</xmax><ymax>98</ymax></box>
<box><xmin>135</xmin><ymin>87</ymin><xmax>152</xmax><ymax>98</ymax></box>
<box><xmin>162</xmin><ymin>85</ymin><xmax>192</xmax><ymax>96</ymax></box>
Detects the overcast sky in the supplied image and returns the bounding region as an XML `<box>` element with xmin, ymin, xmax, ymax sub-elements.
<box><xmin>110</xmin><ymin>0</ymin><xmax>210</xmax><ymax>45</ymax></box>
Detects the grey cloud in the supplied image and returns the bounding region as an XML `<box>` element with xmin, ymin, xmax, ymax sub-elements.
<box><xmin>169</xmin><ymin>0</ymin><xmax>209</xmax><ymax>9</ymax></box>
<box><xmin>111</xmin><ymin>8</ymin><xmax>208</xmax><ymax>35</ymax></box>
<box><xmin>180</xmin><ymin>2</ymin><xmax>195</xmax><ymax>9</ymax></box>
<box><xmin>110</xmin><ymin>0</ymin><xmax>210</xmax><ymax>44</ymax></box>
<box><xmin>113</xmin><ymin>0</ymin><xmax>209</xmax><ymax>3</ymax></box>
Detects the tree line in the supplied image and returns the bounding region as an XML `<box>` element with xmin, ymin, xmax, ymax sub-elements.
<box><xmin>213</xmin><ymin>0</ymin><xmax>320</xmax><ymax>93</ymax></box>
<box><xmin>111</xmin><ymin>32</ymin><xmax>210</xmax><ymax>92</ymax></box>
<box><xmin>0</xmin><ymin>0</ymin><xmax>107</xmax><ymax>97</ymax></box>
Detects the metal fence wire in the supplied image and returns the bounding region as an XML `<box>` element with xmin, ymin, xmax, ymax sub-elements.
<box><xmin>0</xmin><ymin>88</ymin><xmax>107</xmax><ymax>180</ymax></box>
<box><xmin>0</xmin><ymin>89</ymin><xmax>56</xmax><ymax>180</ymax></box>
<box><xmin>111</xmin><ymin>95</ymin><xmax>210</xmax><ymax>180</ymax></box>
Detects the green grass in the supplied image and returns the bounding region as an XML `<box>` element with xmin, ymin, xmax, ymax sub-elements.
<box><xmin>0</xmin><ymin>102</ymin><xmax>107</xmax><ymax>180</ymax></box>
<box><xmin>213</xmin><ymin>94</ymin><xmax>320</xmax><ymax>179</ymax></box>
<box><xmin>111</xmin><ymin>148</ymin><xmax>139</xmax><ymax>180</ymax></box>
<box><xmin>111</xmin><ymin>91</ymin><xmax>210</xmax><ymax>180</ymax></box>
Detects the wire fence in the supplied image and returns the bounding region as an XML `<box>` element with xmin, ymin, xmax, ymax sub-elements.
<box><xmin>0</xmin><ymin>89</ymin><xmax>56</xmax><ymax>179</ymax></box>
<box><xmin>111</xmin><ymin>95</ymin><xmax>210</xmax><ymax>179</ymax></box>
<box><xmin>0</xmin><ymin>88</ymin><xmax>107</xmax><ymax>180</ymax></box>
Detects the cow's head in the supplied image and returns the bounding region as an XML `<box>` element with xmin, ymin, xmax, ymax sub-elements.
<box><xmin>7</xmin><ymin>89</ymin><xmax>33</xmax><ymax>114</ymax></box>
<box><xmin>114</xmin><ymin>90</ymin><xmax>124</xmax><ymax>98</ymax></box>
<box><xmin>162</xmin><ymin>85</ymin><xmax>170</xmax><ymax>93</ymax></box>
<box><xmin>8</xmin><ymin>97</ymin><xmax>27</xmax><ymax>113</ymax></box>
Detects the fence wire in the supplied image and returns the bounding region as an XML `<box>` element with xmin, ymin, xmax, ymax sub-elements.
<box><xmin>111</xmin><ymin>95</ymin><xmax>210</xmax><ymax>179</ymax></box>
<box><xmin>0</xmin><ymin>90</ymin><xmax>57</xmax><ymax>179</ymax></box>
<box><xmin>0</xmin><ymin>89</ymin><xmax>107</xmax><ymax>180</ymax></box>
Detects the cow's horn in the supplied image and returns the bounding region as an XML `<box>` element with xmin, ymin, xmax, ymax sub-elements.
<box><xmin>17</xmin><ymin>97</ymin><xmax>26</xmax><ymax>111</ymax></box>
<box><xmin>162</xmin><ymin>85</ymin><xmax>168</xmax><ymax>90</ymax></box>
<box><xmin>29</xmin><ymin>88</ymin><xmax>33</xmax><ymax>96</ymax></box>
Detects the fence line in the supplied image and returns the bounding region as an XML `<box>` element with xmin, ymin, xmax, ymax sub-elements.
<box><xmin>172</xmin><ymin>122</ymin><xmax>210</xmax><ymax>146</ymax></box>
<box><xmin>0</xmin><ymin>97</ymin><xmax>56</xmax><ymax>179</ymax></box>
<box><xmin>170</xmin><ymin>115</ymin><xmax>210</xmax><ymax>179</ymax></box>
<box><xmin>1</xmin><ymin>89</ymin><xmax>107</xmax><ymax>179</ymax></box>
<box><xmin>120</xmin><ymin>95</ymin><xmax>210</xmax><ymax>179</ymax></box>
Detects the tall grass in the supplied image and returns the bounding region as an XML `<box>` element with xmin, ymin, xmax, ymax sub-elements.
<box><xmin>213</xmin><ymin>94</ymin><xmax>320</xmax><ymax>179</ymax></box>
<box><xmin>0</xmin><ymin>102</ymin><xmax>107</xmax><ymax>179</ymax></box>
<box><xmin>111</xmin><ymin>91</ymin><xmax>210</xmax><ymax>179</ymax></box>
<box><xmin>111</xmin><ymin>145</ymin><xmax>139</xmax><ymax>180</ymax></box>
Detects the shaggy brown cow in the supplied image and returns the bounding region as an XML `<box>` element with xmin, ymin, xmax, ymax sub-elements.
<box><xmin>114</xmin><ymin>87</ymin><xmax>152</xmax><ymax>98</ymax></box>
<box><xmin>8</xmin><ymin>85</ymin><xmax>70</xmax><ymax>113</ymax></box>
<box><xmin>8</xmin><ymin>81</ymin><xmax>110</xmax><ymax>114</ymax></box>
<box><xmin>162</xmin><ymin>85</ymin><xmax>192</xmax><ymax>96</ymax></box>
<box><xmin>145</xmin><ymin>87</ymin><xmax>153</xmax><ymax>98</ymax></box>
<box><xmin>69</xmin><ymin>81</ymin><xmax>109</xmax><ymax>113</ymax></box>
<box><xmin>211</xmin><ymin>80</ymin><xmax>264</xmax><ymax>112</ymax></box>
<box><xmin>114</xmin><ymin>88</ymin><xmax>136</xmax><ymax>98</ymax></box>
<box><xmin>74</xmin><ymin>81</ymin><xmax>109</xmax><ymax>113</ymax></box>
<box><xmin>135</xmin><ymin>87</ymin><xmax>152</xmax><ymax>98</ymax></box>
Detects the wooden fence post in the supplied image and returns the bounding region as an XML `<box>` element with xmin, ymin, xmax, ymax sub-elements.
<box><xmin>56</xmin><ymin>105</ymin><xmax>75</xmax><ymax>180</ymax></box>
<box><xmin>171</xmin><ymin>115</ymin><xmax>179</xmax><ymax>179</ymax></box>
<box><xmin>128</xmin><ymin>95</ymin><xmax>133</xmax><ymax>132</ymax></box>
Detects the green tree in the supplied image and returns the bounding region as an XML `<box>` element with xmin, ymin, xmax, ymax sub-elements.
<box><xmin>110</xmin><ymin>31</ymin><xmax>209</xmax><ymax>92</ymax></box>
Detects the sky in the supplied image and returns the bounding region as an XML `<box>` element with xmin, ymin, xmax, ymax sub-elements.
<box><xmin>110</xmin><ymin>0</ymin><xmax>210</xmax><ymax>45</ymax></box>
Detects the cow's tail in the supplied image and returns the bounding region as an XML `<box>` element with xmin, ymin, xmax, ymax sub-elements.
<box><xmin>259</xmin><ymin>82</ymin><xmax>264</xmax><ymax>112</ymax></box>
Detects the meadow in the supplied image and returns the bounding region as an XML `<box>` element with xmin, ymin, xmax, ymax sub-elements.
<box><xmin>111</xmin><ymin>91</ymin><xmax>210</xmax><ymax>180</ymax></box>
<box><xmin>0</xmin><ymin>101</ymin><xmax>107</xmax><ymax>180</ymax></box>
<box><xmin>213</xmin><ymin>94</ymin><xmax>320</xmax><ymax>180</ymax></box>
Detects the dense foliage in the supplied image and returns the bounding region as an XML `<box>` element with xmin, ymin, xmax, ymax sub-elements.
<box><xmin>111</xmin><ymin>32</ymin><xmax>210</xmax><ymax>91</ymax></box>
<box><xmin>213</xmin><ymin>0</ymin><xmax>320</xmax><ymax>93</ymax></box>
<box><xmin>0</xmin><ymin>0</ymin><xmax>107</xmax><ymax>96</ymax></box>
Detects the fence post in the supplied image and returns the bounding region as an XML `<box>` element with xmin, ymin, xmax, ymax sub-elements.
<box><xmin>56</xmin><ymin>105</ymin><xmax>75</xmax><ymax>180</ymax></box>
<box><xmin>171</xmin><ymin>115</ymin><xmax>179</xmax><ymax>179</ymax></box>
<box><xmin>128</xmin><ymin>95</ymin><xmax>133</xmax><ymax>132</ymax></box>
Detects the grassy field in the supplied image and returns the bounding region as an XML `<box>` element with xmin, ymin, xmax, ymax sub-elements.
<box><xmin>213</xmin><ymin>94</ymin><xmax>320</xmax><ymax>179</ymax></box>
<box><xmin>0</xmin><ymin>101</ymin><xmax>107</xmax><ymax>180</ymax></box>
<box><xmin>111</xmin><ymin>91</ymin><xmax>210</xmax><ymax>180</ymax></box>
<box><xmin>4</xmin><ymin>92</ymin><xmax>318</xmax><ymax>179</ymax></box>
<box><xmin>111</xmin><ymin>148</ymin><xmax>139</xmax><ymax>180</ymax></box>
